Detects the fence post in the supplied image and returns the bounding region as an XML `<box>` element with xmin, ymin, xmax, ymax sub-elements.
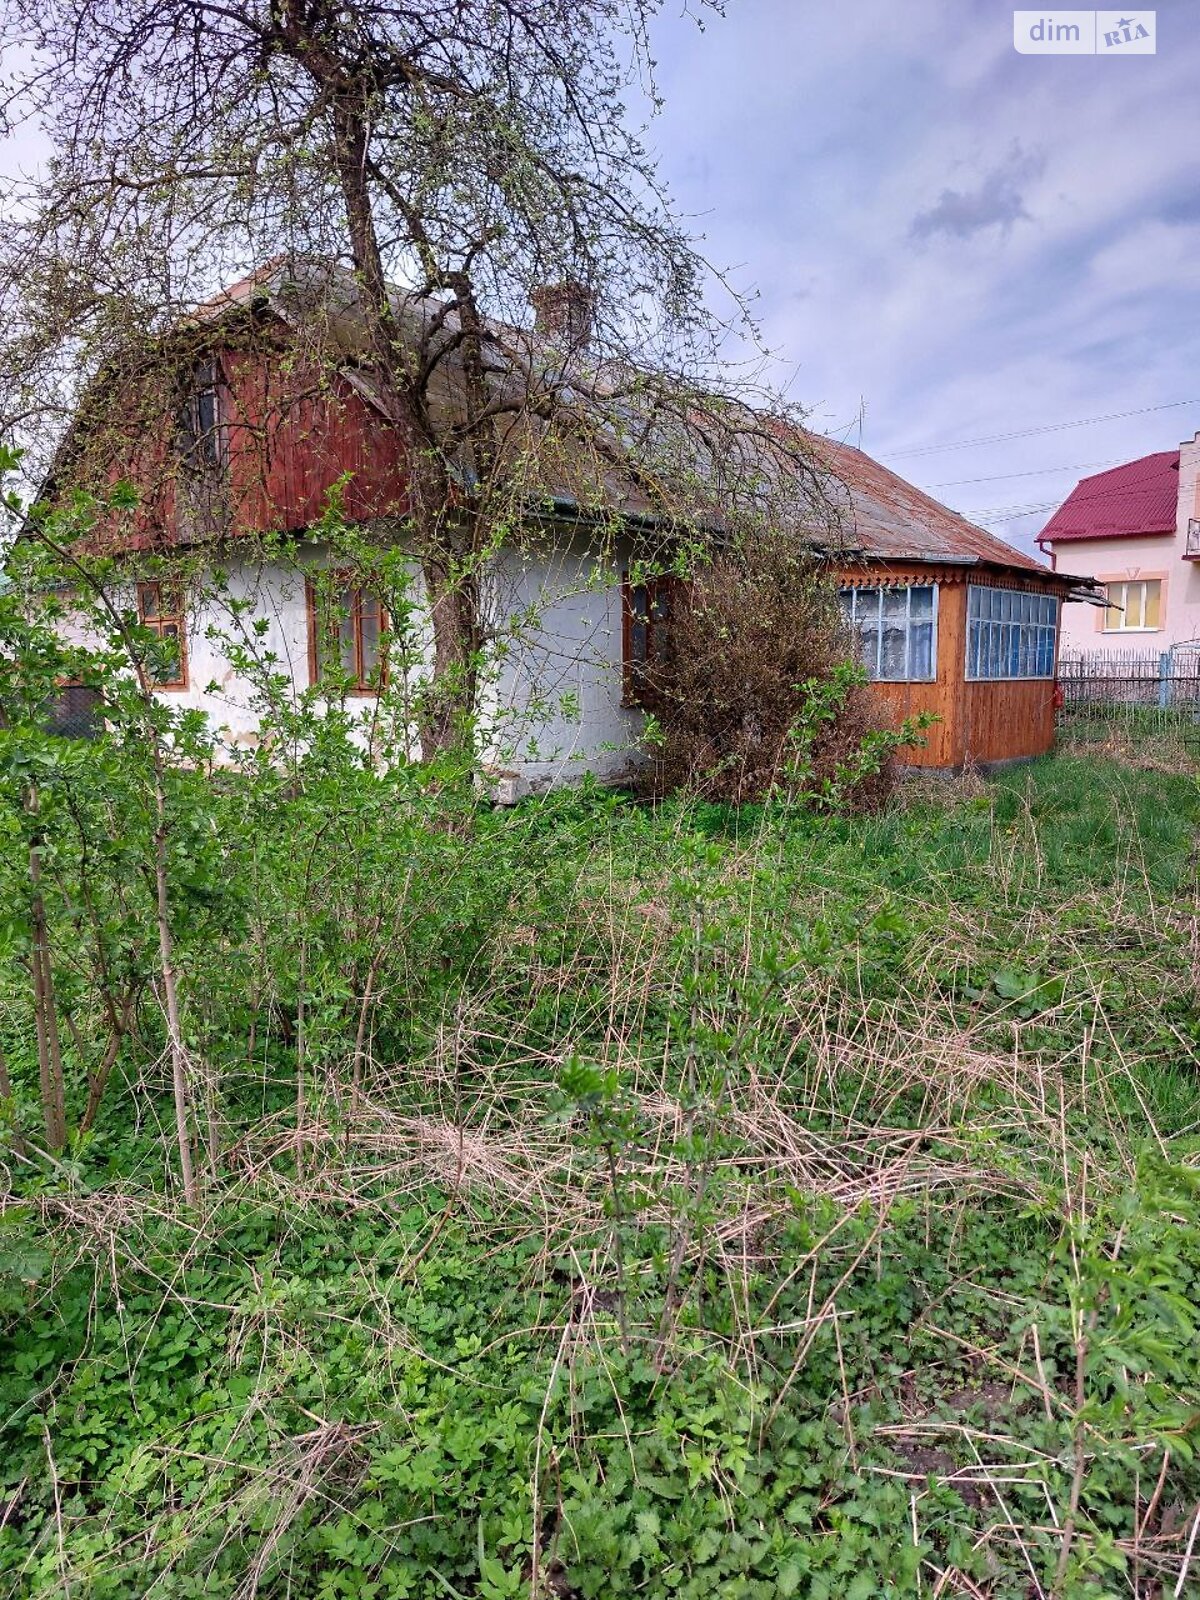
<box><xmin>1159</xmin><ymin>652</ymin><xmax>1171</xmax><ymax>709</ymax></box>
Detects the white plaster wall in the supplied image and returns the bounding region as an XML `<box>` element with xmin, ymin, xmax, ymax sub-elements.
<box><xmin>1053</xmin><ymin>533</ymin><xmax>1187</xmax><ymax>653</ymax></box>
<box><xmin>172</xmin><ymin>555</ymin><xmax>312</xmax><ymax>743</ymax></box>
<box><xmin>1048</xmin><ymin>430</ymin><xmax>1200</xmax><ymax>655</ymax></box>
<box><xmin>63</xmin><ymin>534</ymin><xmax>642</xmax><ymax>785</ymax></box>
<box><xmin>480</xmin><ymin>532</ymin><xmax>643</xmax><ymax>788</ymax></box>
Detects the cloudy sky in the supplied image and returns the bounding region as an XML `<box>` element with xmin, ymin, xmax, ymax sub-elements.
<box><xmin>643</xmin><ymin>0</ymin><xmax>1200</xmax><ymax>555</ymax></box>
<box><xmin>3</xmin><ymin>2</ymin><xmax>1196</xmax><ymax>559</ymax></box>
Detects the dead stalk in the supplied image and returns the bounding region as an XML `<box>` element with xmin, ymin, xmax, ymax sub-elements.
<box><xmin>27</xmin><ymin>785</ymin><xmax>68</xmax><ymax>1152</ymax></box>
<box><xmin>1174</xmin><ymin>1501</ymin><xmax>1200</xmax><ymax>1600</ymax></box>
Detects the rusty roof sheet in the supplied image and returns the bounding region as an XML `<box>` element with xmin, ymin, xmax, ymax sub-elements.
<box><xmin>813</xmin><ymin>437</ymin><xmax>1051</xmax><ymax>572</ymax></box>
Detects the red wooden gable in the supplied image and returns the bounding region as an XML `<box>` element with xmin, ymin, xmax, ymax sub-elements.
<box><xmin>219</xmin><ymin>347</ymin><xmax>410</xmax><ymax>537</ymax></box>
<box><xmin>63</xmin><ymin>322</ymin><xmax>410</xmax><ymax>550</ymax></box>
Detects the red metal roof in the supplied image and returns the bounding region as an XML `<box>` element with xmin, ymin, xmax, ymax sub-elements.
<box><xmin>1038</xmin><ymin>450</ymin><xmax>1179</xmax><ymax>545</ymax></box>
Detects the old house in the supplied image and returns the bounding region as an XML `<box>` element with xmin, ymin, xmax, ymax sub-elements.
<box><xmin>819</xmin><ymin>443</ymin><xmax>1087</xmax><ymax>769</ymax></box>
<box><xmin>44</xmin><ymin>263</ymin><xmax>1094</xmax><ymax>777</ymax></box>
<box><xmin>1037</xmin><ymin>430</ymin><xmax>1200</xmax><ymax>653</ymax></box>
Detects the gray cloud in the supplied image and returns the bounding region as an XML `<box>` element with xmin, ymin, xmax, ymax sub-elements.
<box><xmin>909</xmin><ymin>142</ymin><xmax>1045</xmax><ymax>241</ymax></box>
<box><xmin>644</xmin><ymin>0</ymin><xmax>1200</xmax><ymax>558</ymax></box>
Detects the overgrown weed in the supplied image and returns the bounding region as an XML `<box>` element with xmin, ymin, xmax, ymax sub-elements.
<box><xmin>2</xmin><ymin>758</ymin><xmax>1199</xmax><ymax>1597</ymax></box>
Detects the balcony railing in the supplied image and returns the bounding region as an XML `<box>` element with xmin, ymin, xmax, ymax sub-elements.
<box><xmin>1187</xmin><ymin>518</ymin><xmax>1200</xmax><ymax>558</ymax></box>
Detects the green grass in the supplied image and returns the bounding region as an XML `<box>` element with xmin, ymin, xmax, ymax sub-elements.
<box><xmin>1</xmin><ymin>755</ymin><xmax>1199</xmax><ymax>1599</ymax></box>
<box><xmin>1057</xmin><ymin>705</ymin><xmax>1200</xmax><ymax>772</ymax></box>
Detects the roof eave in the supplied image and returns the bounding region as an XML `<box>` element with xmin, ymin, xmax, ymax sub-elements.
<box><xmin>1041</xmin><ymin>526</ymin><xmax>1175</xmax><ymax>544</ymax></box>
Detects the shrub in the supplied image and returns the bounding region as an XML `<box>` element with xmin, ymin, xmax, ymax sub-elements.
<box><xmin>638</xmin><ymin>534</ymin><xmax>919</xmax><ymax>807</ymax></box>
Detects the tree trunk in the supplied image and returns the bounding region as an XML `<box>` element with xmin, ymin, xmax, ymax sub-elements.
<box><xmin>325</xmin><ymin>90</ymin><xmax>487</xmax><ymax>764</ymax></box>
<box><xmin>418</xmin><ymin>553</ymin><xmax>483</xmax><ymax>762</ymax></box>
<box><xmin>78</xmin><ymin>990</ymin><xmax>135</xmax><ymax>1134</ymax></box>
<box><xmin>0</xmin><ymin>1040</ymin><xmax>29</xmax><ymax>1159</ymax></box>
<box><xmin>150</xmin><ymin>742</ymin><xmax>198</xmax><ymax>1205</ymax></box>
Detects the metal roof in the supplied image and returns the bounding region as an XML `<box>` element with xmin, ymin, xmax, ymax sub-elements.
<box><xmin>51</xmin><ymin>259</ymin><xmax>1088</xmax><ymax>589</ymax></box>
<box><xmin>1038</xmin><ymin>449</ymin><xmax>1180</xmax><ymax>544</ymax></box>
<box><xmin>815</xmin><ymin>438</ymin><xmax>1054</xmax><ymax>573</ymax></box>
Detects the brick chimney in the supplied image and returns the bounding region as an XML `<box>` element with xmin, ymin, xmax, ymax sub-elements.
<box><xmin>530</xmin><ymin>280</ymin><xmax>595</xmax><ymax>350</ymax></box>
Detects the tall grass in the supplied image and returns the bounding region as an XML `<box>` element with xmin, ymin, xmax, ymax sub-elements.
<box><xmin>2</xmin><ymin>756</ymin><xmax>1199</xmax><ymax>1598</ymax></box>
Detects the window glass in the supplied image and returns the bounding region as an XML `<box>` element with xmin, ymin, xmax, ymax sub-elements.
<box><xmin>136</xmin><ymin>581</ymin><xmax>187</xmax><ymax>688</ymax></box>
<box><xmin>360</xmin><ymin>596</ymin><xmax>383</xmax><ymax>673</ymax></box>
<box><xmin>178</xmin><ymin>358</ymin><xmax>223</xmax><ymax>467</ymax></box>
<box><xmin>312</xmin><ymin>580</ymin><xmax>389</xmax><ymax>692</ymax></box>
<box><xmin>1103</xmin><ymin>578</ymin><xmax>1162</xmax><ymax>632</ymax></box>
<box><xmin>839</xmin><ymin>585</ymin><xmax>937</xmax><ymax>683</ymax></box>
<box><xmin>910</xmin><ymin>620</ymin><xmax>934</xmax><ymax>680</ymax></box>
<box><xmin>337</xmin><ymin>587</ymin><xmax>358</xmax><ymax>675</ymax></box>
<box><xmin>858</xmin><ymin>603</ymin><xmax>881</xmax><ymax>677</ymax></box>
<box><xmin>622</xmin><ymin>574</ymin><xmax>677</xmax><ymax>705</ymax></box>
<box><xmin>629</xmin><ymin>584</ymin><xmax>650</xmax><ymax>663</ymax></box>
<box><xmin>966</xmin><ymin>585</ymin><xmax>1058</xmax><ymax>681</ymax></box>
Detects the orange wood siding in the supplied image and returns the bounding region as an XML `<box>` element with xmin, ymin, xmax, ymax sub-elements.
<box><xmin>859</xmin><ymin>579</ymin><xmax>965</xmax><ymax>768</ymax></box>
<box><xmin>961</xmin><ymin>679</ymin><xmax>1057</xmax><ymax>763</ymax></box>
<box><xmin>835</xmin><ymin>566</ymin><xmax>1070</xmax><ymax>769</ymax></box>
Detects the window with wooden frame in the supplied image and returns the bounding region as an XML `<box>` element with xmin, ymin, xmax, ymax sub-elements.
<box><xmin>1103</xmin><ymin>578</ymin><xmax>1162</xmax><ymax>633</ymax></box>
<box><xmin>136</xmin><ymin>581</ymin><xmax>188</xmax><ymax>689</ymax></box>
<box><xmin>839</xmin><ymin>585</ymin><xmax>938</xmax><ymax>682</ymax></box>
<box><xmin>307</xmin><ymin>579</ymin><xmax>389</xmax><ymax>694</ymax></box>
<box><xmin>622</xmin><ymin>573</ymin><xmax>679</xmax><ymax>706</ymax></box>
<box><xmin>965</xmin><ymin>586</ymin><xmax>1058</xmax><ymax>680</ymax></box>
<box><xmin>177</xmin><ymin>357</ymin><xmax>224</xmax><ymax>469</ymax></box>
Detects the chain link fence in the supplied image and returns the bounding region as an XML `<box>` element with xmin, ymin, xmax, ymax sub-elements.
<box><xmin>45</xmin><ymin>683</ymin><xmax>104</xmax><ymax>739</ymax></box>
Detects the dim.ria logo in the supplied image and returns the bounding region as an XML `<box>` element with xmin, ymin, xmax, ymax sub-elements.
<box><xmin>1012</xmin><ymin>11</ymin><xmax>1156</xmax><ymax>54</ymax></box>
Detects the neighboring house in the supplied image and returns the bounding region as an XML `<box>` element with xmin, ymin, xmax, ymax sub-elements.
<box><xmin>42</xmin><ymin>263</ymin><xmax>1095</xmax><ymax>777</ymax></box>
<box><xmin>1037</xmin><ymin>431</ymin><xmax>1200</xmax><ymax>653</ymax></box>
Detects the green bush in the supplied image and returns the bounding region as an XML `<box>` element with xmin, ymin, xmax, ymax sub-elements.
<box><xmin>2</xmin><ymin>473</ymin><xmax>1200</xmax><ymax>1596</ymax></box>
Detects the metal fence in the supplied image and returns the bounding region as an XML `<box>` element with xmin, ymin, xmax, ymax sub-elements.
<box><xmin>1057</xmin><ymin>645</ymin><xmax>1200</xmax><ymax>759</ymax></box>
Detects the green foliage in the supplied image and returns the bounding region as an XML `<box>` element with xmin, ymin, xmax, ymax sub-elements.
<box><xmin>781</xmin><ymin>658</ymin><xmax>936</xmax><ymax>811</ymax></box>
<box><xmin>1</xmin><ymin>495</ymin><xmax>1199</xmax><ymax>1598</ymax></box>
<box><xmin>636</xmin><ymin>534</ymin><xmax>933</xmax><ymax>807</ymax></box>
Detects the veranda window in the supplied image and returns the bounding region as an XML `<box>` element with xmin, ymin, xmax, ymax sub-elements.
<box><xmin>136</xmin><ymin>581</ymin><xmax>188</xmax><ymax>689</ymax></box>
<box><xmin>838</xmin><ymin>585</ymin><xmax>937</xmax><ymax>682</ymax></box>
<box><xmin>966</xmin><ymin>586</ymin><xmax>1058</xmax><ymax>681</ymax></box>
<box><xmin>308</xmin><ymin>580</ymin><xmax>389</xmax><ymax>694</ymax></box>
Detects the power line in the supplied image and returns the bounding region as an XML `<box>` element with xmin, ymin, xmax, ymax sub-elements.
<box><xmin>975</xmin><ymin>505</ymin><xmax>1075</xmax><ymax>524</ymax></box>
<box><xmin>960</xmin><ymin>474</ymin><xmax>1186</xmax><ymax>522</ymax></box>
<box><xmin>926</xmin><ymin>458</ymin><xmax>1121</xmax><ymax>489</ymax></box>
<box><xmin>889</xmin><ymin>399</ymin><xmax>1200</xmax><ymax>459</ymax></box>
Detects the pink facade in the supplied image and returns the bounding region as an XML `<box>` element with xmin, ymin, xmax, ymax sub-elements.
<box><xmin>1040</xmin><ymin>431</ymin><xmax>1200</xmax><ymax>653</ymax></box>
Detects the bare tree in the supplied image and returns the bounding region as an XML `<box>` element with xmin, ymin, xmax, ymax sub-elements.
<box><xmin>0</xmin><ymin>0</ymin><xmax>838</xmax><ymax>755</ymax></box>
